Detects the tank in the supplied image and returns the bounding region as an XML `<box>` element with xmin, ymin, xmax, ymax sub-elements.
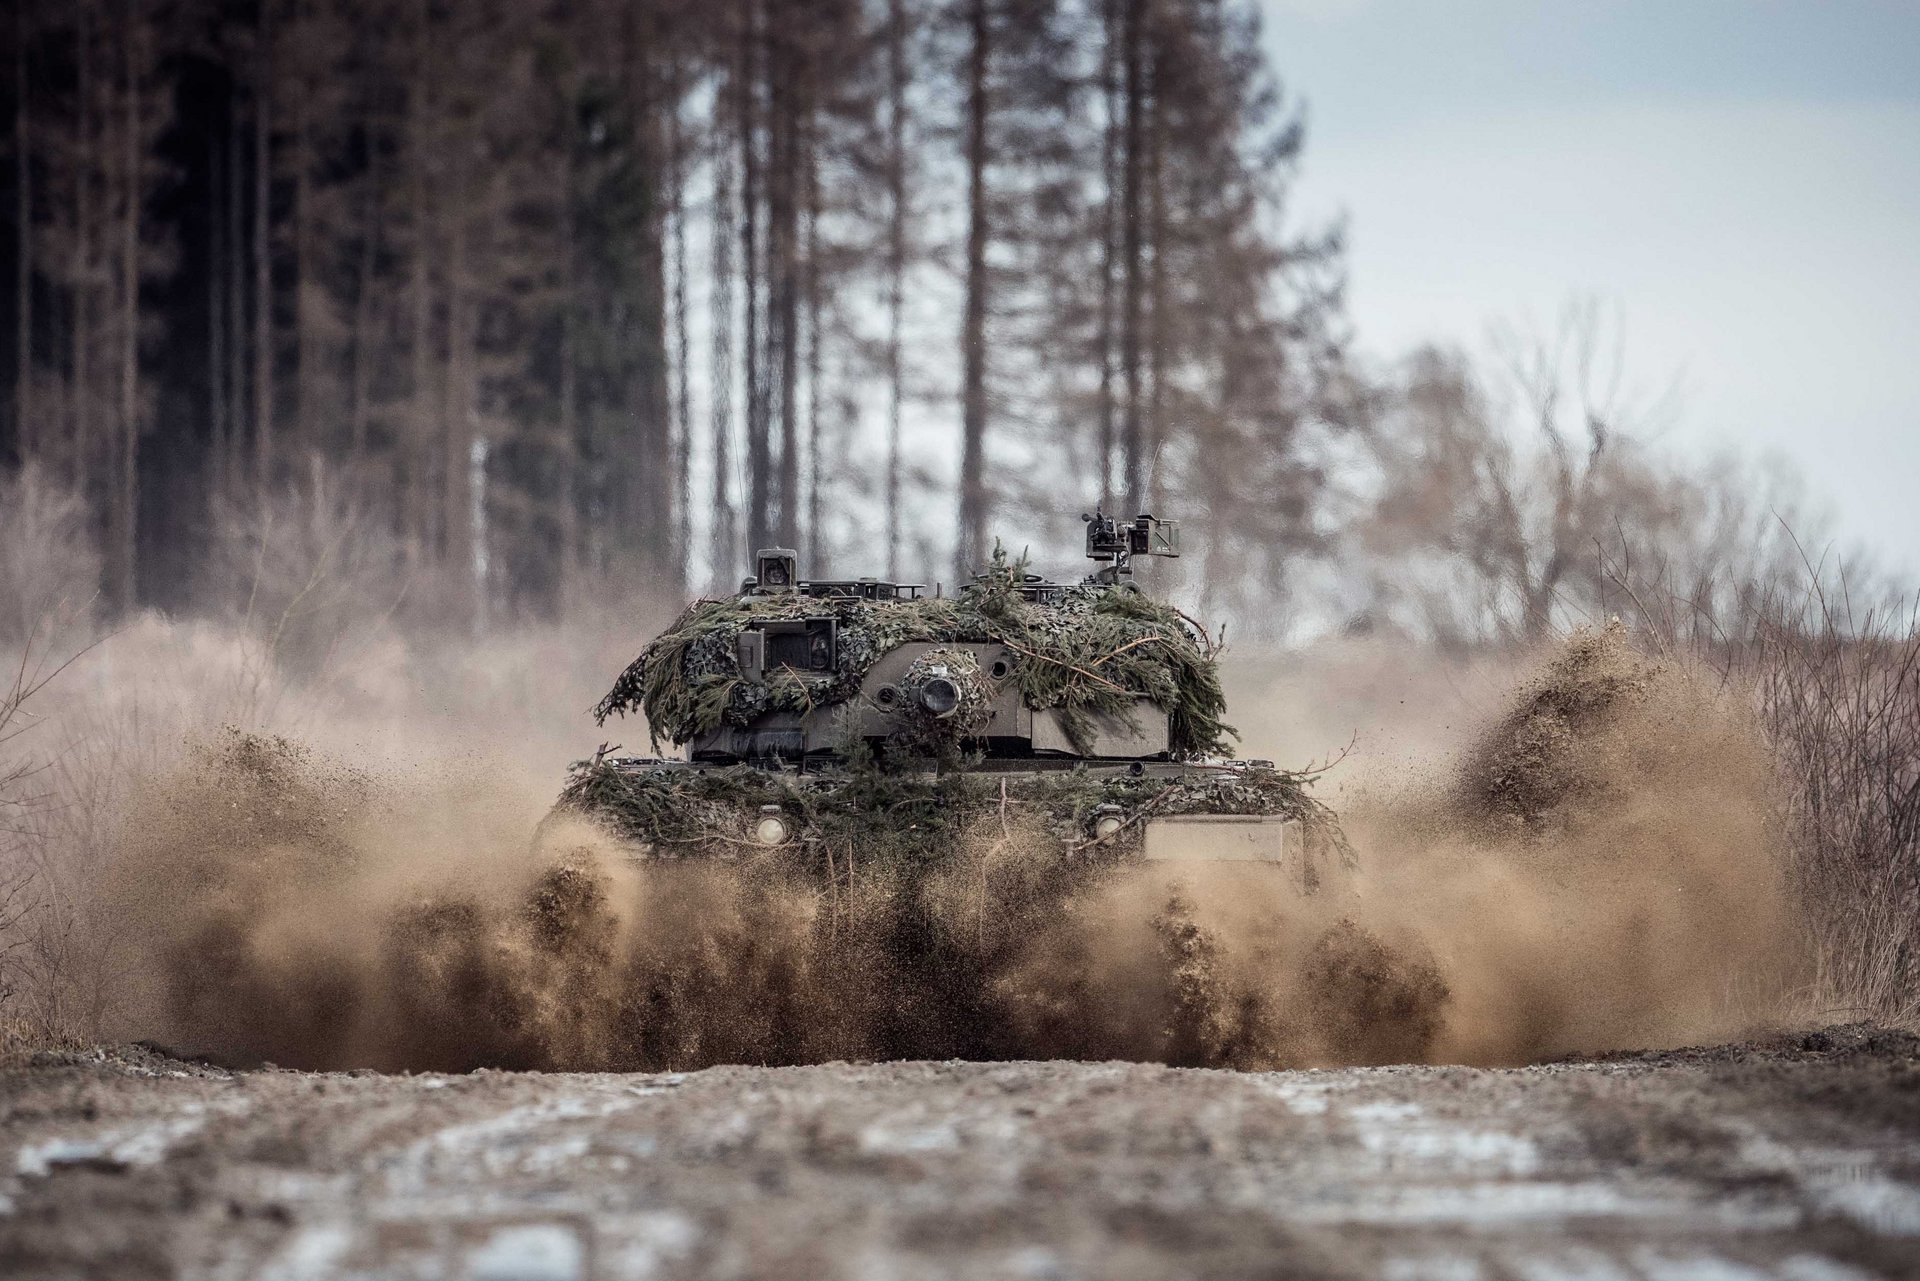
<box><xmin>551</xmin><ymin>511</ymin><xmax>1347</xmax><ymax>887</ymax></box>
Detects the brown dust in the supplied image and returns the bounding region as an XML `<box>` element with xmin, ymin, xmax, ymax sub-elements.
<box><xmin>96</xmin><ymin>625</ymin><xmax>1803</xmax><ymax>1072</ymax></box>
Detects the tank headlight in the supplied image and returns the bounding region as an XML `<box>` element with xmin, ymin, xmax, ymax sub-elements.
<box><xmin>1092</xmin><ymin>811</ymin><xmax>1125</xmax><ymax>840</ymax></box>
<box><xmin>753</xmin><ymin>807</ymin><xmax>791</xmax><ymax>846</ymax></box>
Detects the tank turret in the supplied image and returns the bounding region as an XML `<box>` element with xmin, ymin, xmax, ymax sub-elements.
<box><xmin>592</xmin><ymin>511</ymin><xmax>1204</xmax><ymax>767</ymax></box>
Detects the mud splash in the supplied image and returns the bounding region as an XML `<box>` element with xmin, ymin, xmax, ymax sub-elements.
<box><xmin>1359</xmin><ymin>623</ymin><xmax>1803</xmax><ymax>1062</ymax></box>
<box><xmin>97</xmin><ymin>625</ymin><xmax>1801</xmax><ymax>1071</ymax></box>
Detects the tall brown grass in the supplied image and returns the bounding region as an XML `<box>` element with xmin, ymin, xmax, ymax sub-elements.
<box><xmin>1746</xmin><ymin>598</ymin><xmax>1920</xmax><ymax>1024</ymax></box>
<box><xmin>1605</xmin><ymin>541</ymin><xmax>1920</xmax><ymax>1027</ymax></box>
<box><xmin>0</xmin><ymin>475</ymin><xmax>667</xmax><ymax>1058</ymax></box>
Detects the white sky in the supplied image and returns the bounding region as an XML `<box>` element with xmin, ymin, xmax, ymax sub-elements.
<box><xmin>1260</xmin><ymin>0</ymin><xmax>1920</xmax><ymax>576</ymax></box>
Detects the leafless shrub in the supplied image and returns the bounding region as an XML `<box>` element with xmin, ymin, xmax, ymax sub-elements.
<box><xmin>1615</xmin><ymin>542</ymin><xmax>1918</xmax><ymax>1025</ymax></box>
<box><xmin>0</xmin><ymin>464</ymin><xmax>101</xmax><ymax>647</ymax></box>
<box><xmin>0</xmin><ymin>603</ymin><xmax>102</xmax><ymax>1049</ymax></box>
<box><xmin>200</xmin><ymin>453</ymin><xmax>419</xmax><ymax>680</ymax></box>
<box><xmin>0</xmin><ymin>867</ymin><xmax>33</xmax><ymax>1014</ymax></box>
<box><xmin>1740</xmin><ymin>591</ymin><xmax>1920</xmax><ymax>1024</ymax></box>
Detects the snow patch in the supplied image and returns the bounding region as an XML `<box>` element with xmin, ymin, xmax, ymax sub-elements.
<box><xmin>466</xmin><ymin>1223</ymin><xmax>585</xmax><ymax>1281</ymax></box>
<box><xmin>605</xmin><ymin>1210</ymin><xmax>700</xmax><ymax>1278</ymax></box>
<box><xmin>858</xmin><ymin>1121</ymin><xmax>961</xmax><ymax>1156</ymax></box>
<box><xmin>1813</xmin><ymin>1176</ymin><xmax>1920</xmax><ymax>1236</ymax></box>
<box><xmin>257</xmin><ymin>1222</ymin><xmax>355</xmax><ymax>1281</ymax></box>
<box><xmin>14</xmin><ymin>1115</ymin><xmax>206</xmax><ymax>1177</ymax></box>
<box><xmin>1357</xmin><ymin>1126</ymin><xmax>1542</xmax><ymax>1176</ymax></box>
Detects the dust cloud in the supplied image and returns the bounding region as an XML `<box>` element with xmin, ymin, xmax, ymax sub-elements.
<box><xmin>93</xmin><ymin>624</ymin><xmax>1802</xmax><ymax>1072</ymax></box>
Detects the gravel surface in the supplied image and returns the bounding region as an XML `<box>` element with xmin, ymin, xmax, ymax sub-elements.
<box><xmin>2</xmin><ymin>1028</ymin><xmax>1917</xmax><ymax>1280</ymax></box>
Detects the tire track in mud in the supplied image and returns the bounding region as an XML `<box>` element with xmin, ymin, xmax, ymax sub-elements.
<box><xmin>2</xmin><ymin>1031</ymin><xmax>1917</xmax><ymax>1280</ymax></box>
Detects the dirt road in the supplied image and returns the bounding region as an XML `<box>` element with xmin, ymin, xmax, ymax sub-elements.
<box><xmin>2</xmin><ymin>1029</ymin><xmax>1917</xmax><ymax>1280</ymax></box>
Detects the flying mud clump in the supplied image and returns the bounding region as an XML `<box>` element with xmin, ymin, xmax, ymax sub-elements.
<box><xmin>96</xmin><ymin>624</ymin><xmax>1799</xmax><ymax>1072</ymax></box>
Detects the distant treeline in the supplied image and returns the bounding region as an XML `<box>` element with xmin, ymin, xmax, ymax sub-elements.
<box><xmin>0</xmin><ymin>0</ymin><xmax>1343</xmax><ymax>621</ymax></box>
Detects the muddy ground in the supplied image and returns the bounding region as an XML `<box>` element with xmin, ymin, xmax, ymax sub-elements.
<box><xmin>1</xmin><ymin>1027</ymin><xmax>1917</xmax><ymax>1281</ymax></box>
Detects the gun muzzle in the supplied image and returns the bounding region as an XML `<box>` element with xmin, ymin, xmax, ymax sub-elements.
<box><xmin>915</xmin><ymin>675</ymin><xmax>962</xmax><ymax>718</ymax></box>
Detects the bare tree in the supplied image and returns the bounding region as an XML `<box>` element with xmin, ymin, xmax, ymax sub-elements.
<box><xmin>883</xmin><ymin>0</ymin><xmax>910</xmax><ymax>576</ymax></box>
<box><xmin>251</xmin><ymin>0</ymin><xmax>273</xmax><ymax>490</ymax></box>
<box><xmin>954</xmin><ymin>0</ymin><xmax>991</xmax><ymax>573</ymax></box>
<box><xmin>1350</xmin><ymin>303</ymin><xmax>1861</xmax><ymax>646</ymax></box>
<box><xmin>709</xmin><ymin>43</ymin><xmax>740</xmax><ymax>586</ymax></box>
<box><xmin>11</xmin><ymin>0</ymin><xmax>30</xmax><ymax>467</ymax></box>
<box><xmin>1115</xmin><ymin>0</ymin><xmax>1144</xmax><ymax>510</ymax></box>
<box><xmin>105</xmin><ymin>0</ymin><xmax>141</xmax><ymax>614</ymax></box>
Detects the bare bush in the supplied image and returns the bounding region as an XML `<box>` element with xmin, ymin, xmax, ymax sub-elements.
<box><xmin>1742</xmin><ymin>594</ymin><xmax>1920</xmax><ymax>1024</ymax></box>
<box><xmin>0</xmin><ymin>867</ymin><xmax>32</xmax><ymax>1015</ymax></box>
<box><xmin>0</xmin><ymin>553</ymin><xmax>659</xmax><ymax>1052</ymax></box>
<box><xmin>0</xmin><ymin>464</ymin><xmax>101</xmax><ymax>647</ymax></box>
<box><xmin>0</xmin><ymin>605</ymin><xmax>101</xmax><ymax>1050</ymax></box>
<box><xmin>199</xmin><ymin>454</ymin><xmax>420</xmax><ymax>679</ymax></box>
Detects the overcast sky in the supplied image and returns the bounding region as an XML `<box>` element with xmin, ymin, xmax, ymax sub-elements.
<box><xmin>1260</xmin><ymin>0</ymin><xmax>1920</xmax><ymax>576</ymax></box>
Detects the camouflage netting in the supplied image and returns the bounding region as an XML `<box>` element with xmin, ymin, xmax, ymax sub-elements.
<box><xmin>593</xmin><ymin>550</ymin><xmax>1233</xmax><ymax>758</ymax></box>
<box><xmin>553</xmin><ymin>758</ymin><xmax>1347</xmax><ymax>874</ymax></box>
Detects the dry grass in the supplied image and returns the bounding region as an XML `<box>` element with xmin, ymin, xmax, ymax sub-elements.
<box><xmin>0</xmin><ymin>473</ymin><xmax>665</xmax><ymax>1055</ymax></box>
<box><xmin>1617</xmin><ymin>547</ymin><xmax>1920</xmax><ymax>1027</ymax></box>
<box><xmin>1744</xmin><ymin>600</ymin><xmax>1920</xmax><ymax>1025</ymax></box>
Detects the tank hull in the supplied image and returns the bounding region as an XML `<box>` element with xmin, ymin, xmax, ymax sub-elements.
<box><xmin>549</xmin><ymin>756</ymin><xmax>1350</xmax><ymax>894</ymax></box>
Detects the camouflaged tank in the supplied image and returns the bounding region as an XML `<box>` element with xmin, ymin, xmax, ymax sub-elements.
<box><xmin>553</xmin><ymin>512</ymin><xmax>1348</xmax><ymax>888</ymax></box>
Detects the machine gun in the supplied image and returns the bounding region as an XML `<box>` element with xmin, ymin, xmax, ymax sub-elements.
<box><xmin>1083</xmin><ymin>510</ymin><xmax>1180</xmax><ymax>585</ymax></box>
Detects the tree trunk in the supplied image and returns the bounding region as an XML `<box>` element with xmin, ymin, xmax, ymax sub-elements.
<box><xmin>1145</xmin><ymin>49</ymin><xmax>1167</xmax><ymax>513</ymax></box>
<box><xmin>292</xmin><ymin>8</ymin><xmax>313</xmax><ymax>460</ymax></box>
<box><xmin>770</xmin><ymin>29</ymin><xmax>801</xmax><ymax>551</ymax></box>
<box><xmin>634</xmin><ymin>36</ymin><xmax>673</xmax><ymax>586</ymax></box>
<box><xmin>1095</xmin><ymin>0</ymin><xmax>1119</xmax><ymax>506</ymax></box>
<box><xmin>739</xmin><ymin>0</ymin><xmax>769</xmax><ymax>553</ymax></box>
<box><xmin>667</xmin><ymin>54</ymin><xmax>692</xmax><ymax>588</ymax></box>
<box><xmin>803</xmin><ymin>104</ymin><xmax>821</xmax><ymax>567</ymax></box>
<box><xmin>556</xmin><ymin>77</ymin><xmax>578</xmax><ymax>590</ymax></box>
<box><xmin>251</xmin><ymin>4</ymin><xmax>272</xmax><ymax>490</ymax></box>
<box><xmin>407</xmin><ymin>0</ymin><xmax>436</xmax><ymax>557</ymax></box>
<box><xmin>442</xmin><ymin>174</ymin><xmax>473</xmax><ymax>624</ymax></box>
<box><xmin>225</xmin><ymin>103</ymin><xmax>245</xmax><ymax>501</ymax></box>
<box><xmin>600</xmin><ymin>7</ymin><xmax>666</xmax><ymax>582</ymax></box>
<box><xmin>884</xmin><ymin>0</ymin><xmax>905</xmax><ymax>578</ymax></box>
<box><xmin>109</xmin><ymin>0</ymin><xmax>139</xmax><ymax>612</ymax></box>
<box><xmin>71</xmin><ymin>11</ymin><xmax>91</xmax><ymax>492</ymax></box>
<box><xmin>347</xmin><ymin>156</ymin><xmax>378</xmax><ymax>473</ymax></box>
<box><xmin>13</xmin><ymin>4</ymin><xmax>31</xmax><ymax>464</ymax></box>
<box><xmin>1118</xmin><ymin>0</ymin><xmax>1144</xmax><ymax>511</ymax></box>
<box><xmin>955</xmin><ymin>0</ymin><xmax>990</xmax><ymax>574</ymax></box>
<box><xmin>708</xmin><ymin>56</ymin><xmax>738</xmax><ymax>587</ymax></box>
<box><xmin>207</xmin><ymin>109</ymin><xmax>226</xmax><ymax>496</ymax></box>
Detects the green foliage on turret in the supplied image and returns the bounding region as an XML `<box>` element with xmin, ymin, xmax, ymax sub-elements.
<box><xmin>593</xmin><ymin>547</ymin><xmax>1234</xmax><ymax>759</ymax></box>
